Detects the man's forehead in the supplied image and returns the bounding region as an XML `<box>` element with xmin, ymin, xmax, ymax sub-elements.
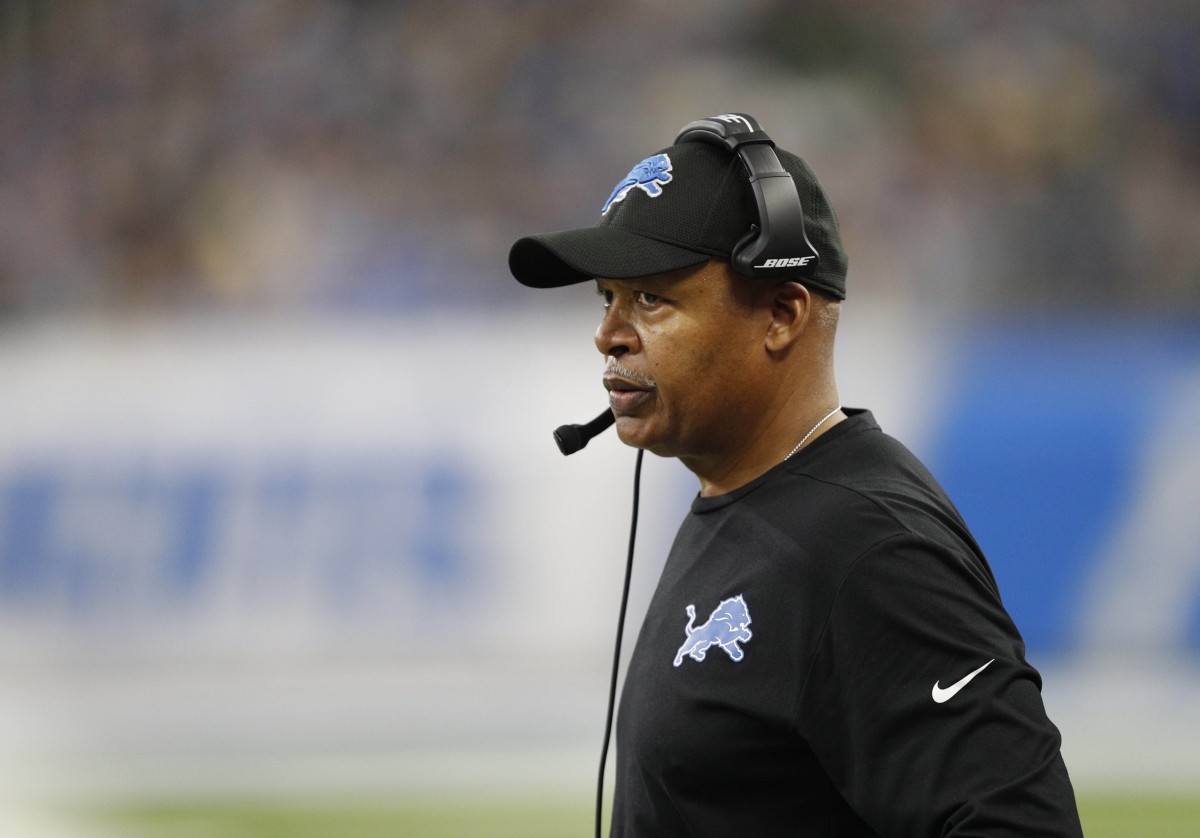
<box><xmin>594</xmin><ymin>261</ymin><xmax>720</xmax><ymax>289</ymax></box>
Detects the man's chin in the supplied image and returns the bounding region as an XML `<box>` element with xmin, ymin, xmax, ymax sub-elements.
<box><xmin>614</xmin><ymin>415</ymin><xmax>672</xmax><ymax>456</ymax></box>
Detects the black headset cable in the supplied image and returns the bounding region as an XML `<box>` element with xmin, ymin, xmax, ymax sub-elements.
<box><xmin>595</xmin><ymin>447</ymin><xmax>643</xmax><ymax>838</ymax></box>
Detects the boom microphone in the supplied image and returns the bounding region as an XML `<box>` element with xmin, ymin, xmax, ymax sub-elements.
<box><xmin>553</xmin><ymin>409</ymin><xmax>615</xmax><ymax>456</ymax></box>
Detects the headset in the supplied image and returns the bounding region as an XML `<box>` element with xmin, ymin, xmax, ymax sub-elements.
<box><xmin>552</xmin><ymin>113</ymin><xmax>815</xmax><ymax>838</ymax></box>
<box><xmin>674</xmin><ymin>112</ymin><xmax>820</xmax><ymax>280</ymax></box>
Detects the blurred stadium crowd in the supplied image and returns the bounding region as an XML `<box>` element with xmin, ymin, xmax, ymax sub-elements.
<box><xmin>0</xmin><ymin>0</ymin><xmax>1197</xmax><ymax>317</ymax></box>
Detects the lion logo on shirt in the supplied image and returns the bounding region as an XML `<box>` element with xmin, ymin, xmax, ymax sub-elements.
<box><xmin>672</xmin><ymin>594</ymin><xmax>753</xmax><ymax>667</ymax></box>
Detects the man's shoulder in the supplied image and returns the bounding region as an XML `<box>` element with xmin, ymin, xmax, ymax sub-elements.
<box><xmin>770</xmin><ymin>408</ymin><xmax>923</xmax><ymax>494</ymax></box>
<box><xmin>760</xmin><ymin>409</ymin><xmax>973</xmax><ymax>560</ymax></box>
<box><xmin>803</xmin><ymin>410</ymin><xmax>952</xmax><ymax>508</ymax></box>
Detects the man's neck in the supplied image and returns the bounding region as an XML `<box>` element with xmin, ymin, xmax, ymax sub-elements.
<box><xmin>685</xmin><ymin>404</ymin><xmax>845</xmax><ymax>497</ymax></box>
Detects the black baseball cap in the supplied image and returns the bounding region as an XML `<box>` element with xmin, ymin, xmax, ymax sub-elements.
<box><xmin>508</xmin><ymin>138</ymin><xmax>848</xmax><ymax>299</ymax></box>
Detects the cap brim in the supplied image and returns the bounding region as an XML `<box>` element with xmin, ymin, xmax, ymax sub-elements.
<box><xmin>508</xmin><ymin>226</ymin><xmax>712</xmax><ymax>288</ymax></box>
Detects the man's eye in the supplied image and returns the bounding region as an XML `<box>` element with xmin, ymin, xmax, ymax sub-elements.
<box><xmin>636</xmin><ymin>292</ymin><xmax>661</xmax><ymax>306</ymax></box>
<box><xmin>597</xmin><ymin>289</ymin><xmax>613</xmax><ymax>308</ymax></box>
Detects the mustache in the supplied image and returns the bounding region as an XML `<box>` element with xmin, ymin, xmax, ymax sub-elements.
<box><xmin>604</xmin><ymin>359</ymin><xmax>656</xmax><ymax>388</ymax></box>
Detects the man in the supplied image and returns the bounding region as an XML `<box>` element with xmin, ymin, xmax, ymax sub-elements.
<box><xmin>508</xmin><ymin>114</ymin><xmax>1082</xmax><ymax>836</ymax></box>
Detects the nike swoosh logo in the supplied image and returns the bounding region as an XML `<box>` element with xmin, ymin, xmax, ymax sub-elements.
<box><xmin>931</xmin><ymin>658</ymin><xmax>995</xmax><ymax>704</ymax></box>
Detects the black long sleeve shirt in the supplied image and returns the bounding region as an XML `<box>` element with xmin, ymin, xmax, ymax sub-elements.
<box><xmin>612</xmin><ymin>409</ymin><xmax>1081</xmax><ymax>837</ymax></box>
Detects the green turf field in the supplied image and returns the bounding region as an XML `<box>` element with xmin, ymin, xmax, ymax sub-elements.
<box><xmin>77</xmin><ymin>792</ymin><xmax>1199</xmax><ymax>837</ymax></box>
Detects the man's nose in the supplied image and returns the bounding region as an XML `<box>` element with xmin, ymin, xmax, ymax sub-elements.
<box><xmin>594</xmin><ymin>305</ymin><xmax>639</xmax><ymax>359</ymax></box>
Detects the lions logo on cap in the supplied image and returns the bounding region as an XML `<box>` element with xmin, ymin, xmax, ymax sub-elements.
<box><xmin>602</xmin><ymin>153</ymin><xmax>673</xmax><ymax>216</ymax></box>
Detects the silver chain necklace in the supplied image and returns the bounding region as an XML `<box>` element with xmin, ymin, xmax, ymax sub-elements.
<box><xmin>784</xmin><ymin>406</ymin><xmax>842</xmax><ymax>461</ymax></box>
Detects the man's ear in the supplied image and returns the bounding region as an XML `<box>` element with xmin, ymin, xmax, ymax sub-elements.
<box><xmin>764</xmin><ymin>281</ymin><xmax>811</xmax><ymax>353</ymax></box>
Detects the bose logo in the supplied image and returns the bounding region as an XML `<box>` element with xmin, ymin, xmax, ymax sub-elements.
<box><xmin>755</xmin><ymin>257</ymin><xmax>815</xmax><ymax>269</ymax></box>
